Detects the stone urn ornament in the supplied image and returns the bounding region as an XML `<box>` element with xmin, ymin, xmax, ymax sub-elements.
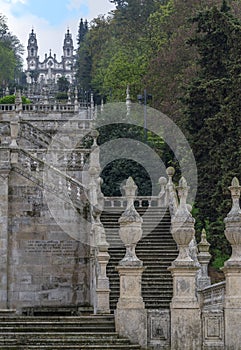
<box><xmin>224</xmin><ymin>177</ymin><xmax>241</xmax><ymax>265</ymax></box>
<box><xmin>171</xmin><ymin>177</ymin><xmax>196</xmax><ymax>264</ymax></box>
<box><xmin>118</xmin><ymin>177</ymin><xmax>143</xmax><ymax>266</ymax></box>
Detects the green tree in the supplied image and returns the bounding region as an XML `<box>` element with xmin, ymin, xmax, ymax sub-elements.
<box><xmin>182</xmin><ymin>1</ymin><xmax>241</xmax><ymax>261</ymax></box>
<box><xmin>0</xmin><ymin>14</ymin><xmax>23</xmax><ymax>87</ymax></box>
<box><xmin>57</xmin><ymin>76</ymin><xmax>70</xmax><ymax>92</ymax></box>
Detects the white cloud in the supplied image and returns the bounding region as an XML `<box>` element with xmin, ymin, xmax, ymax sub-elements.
<box><xmin>5</xmin><ymin>0</ymin><xmax>28</xmax><ymax>4</ymax></box>
<box><xmin>67</xmin><ymin>0</ymin><xmax>83</xmax><ymax>11</ymax></box>
<box><xmin>0</xmin><ymin>0</ymin><xmax>115</xmax><ymax>69</ymax></box>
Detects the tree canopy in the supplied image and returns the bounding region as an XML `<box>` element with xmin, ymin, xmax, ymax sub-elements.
<box><xmin>0</xmin><ymin>14</ymin><xmax>24</xmax><ymax>89</ymax></box>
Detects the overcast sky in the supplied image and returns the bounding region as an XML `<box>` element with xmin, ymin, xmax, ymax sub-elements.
<box><xmin>0</xmin><ymin>0</ymin><xmax>115</xmax><ymax>67</ymax></box>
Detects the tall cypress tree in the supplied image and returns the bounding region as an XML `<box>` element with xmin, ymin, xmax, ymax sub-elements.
<box><xmin>182</xmin><ymin>1</ymin><xmax>241</xmax><ymax>263</ymax></box>
<box><xmin>75</xmin><ymin>19</ymin><xmax>91</xmax><ymax>90</ymax></box>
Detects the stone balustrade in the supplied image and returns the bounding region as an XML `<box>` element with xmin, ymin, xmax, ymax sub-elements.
<box><xmin>22</xmin><ymin>103</ymin><xmax>75</xmax><ymax>112</ymax></box>
<box><xmin>14</xmin><ymin>148</ymin><xmax>86</xmax><ymax>208</ymax></box>
<box><xmin>0</xmin><ymin>103</ymin><xmax>90</xmax><ymax>113</ymax></box>
<box><xmin>200</xmin><ymin>281</ymin><xmax>226</xmax><ymax>310</ymax></box>
<box><xmin>104</xmin><ymin>195</ymin><xmax>166</xmax><ymax>208</ymax></box>
<box><xmin>0</xmin><ymin>104</ymin><xmax>16</xmax><ymax>111</ymax></box>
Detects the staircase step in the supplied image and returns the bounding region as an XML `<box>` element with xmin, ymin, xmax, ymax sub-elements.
<box><xmin>102</xmin><ymin>206</ymin><xmax>178</xmax><ymax>311</ymax></box>
<box><xmin>0</xmin><ymin>316</ymin><xmax>142</xmax><ymax>349</ymax></box>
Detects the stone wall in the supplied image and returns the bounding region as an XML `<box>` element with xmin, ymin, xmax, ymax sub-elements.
<box><xmin>7</xmin><ymin>170</ymin><xmax>90</xmax><ymax>311</ymax></box>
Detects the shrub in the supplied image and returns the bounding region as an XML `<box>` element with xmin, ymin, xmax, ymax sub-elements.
<box><xmin>0</xmin><ymin>95</ymin><xmax>30</xmax><ymax>104</ymax></box>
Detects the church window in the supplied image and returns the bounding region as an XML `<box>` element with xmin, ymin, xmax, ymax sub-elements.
<box><xmin>67</xmin><ymin>48</ymin><xmax>70</xmax><ymax>56</ymax></box>
<box><xmin>31</xmin><ymin>48</ymin><xmax>34</xmax><ymax>56</ymax></box>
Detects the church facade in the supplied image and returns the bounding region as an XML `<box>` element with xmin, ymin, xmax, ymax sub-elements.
<box><xmin>25</xmin><ymin>29</ymin><xmax>76</xmax><ymax>85</ymax></box>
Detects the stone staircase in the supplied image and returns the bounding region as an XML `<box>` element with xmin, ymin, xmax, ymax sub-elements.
<box><xmin>0</xmin><ymin>315</ymin><xmax>142</xmax><ymax>349</ymax></box>
<box><xmin>103</xmin><ymin>206</ymin><xmax>178</xmax><ymax>311</ymax></box>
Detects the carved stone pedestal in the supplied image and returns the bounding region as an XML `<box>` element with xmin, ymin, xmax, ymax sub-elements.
<box><xmin>115</xmin><ymin>177</ymin><xmax>147</xmax><ymax>348</ymax></box>
<box><xmin>169</xmin><ymin>265</ymin><xmax>201</xmax><ymax>350</ymax></box>
<box><xmin>115</xmin><ymin>266</ymin><xmax>147</xmax><ymax>348</ymax></box>
<box><xmin>223</xmin><ymin>266</ymin><xmax>241</xmax><ymax>350</ymax></box>
<box><xmin>168</xmin><ymin>177</ymin><xmax>201</xmax><ymax>350</ymax></box>
<box><xmin>223</xmin><ymin>178</ymin><xmax>241</xmax><ymax>349</ymax></box>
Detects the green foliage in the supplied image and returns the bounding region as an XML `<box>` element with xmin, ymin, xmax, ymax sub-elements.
<box><xmin>0</xmin><ymin>95</ymin><xmax>30</xmax><ymax>104</ymax></box>
<box><xmin>0</xmin><ymin>14</ymin><xmax>23</xmax><ymax>87</ymax></box>
<box><xmin>55</xmin><ymin>92</ymin><xmax>68</xmax><ymax>101</ymax></box>
<box><xmin>182</xmin><ymin>1</ymin><xmax>241</xmax><ymax>260</ymax></box>
<box><xmin>57</xmin><ymin>76</ymin><xmax>70</xmax><ymax>92</ymax></box>
<box><xmin>94</xmin><ymin>47</ymin><xmax>147</xmax><ymax>101</ymax></box>
<box><xmin>212</xmin><ymin>249</ymin><xmax>229</xmax><ymax>269</ymax></box>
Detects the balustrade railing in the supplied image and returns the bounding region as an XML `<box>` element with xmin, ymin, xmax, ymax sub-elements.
<box><xmin>200</xmin><ymin>281</ymin><xmax>226</xmax><ymax>310</ymax></box>
<box><xmin>0</xmin><ymin>104</ymin><xmax>16</xmax><ymax>111</ymax></box>
<box><xmin>14</xmin><ymin>148</ymin><xmax>86</xmax><ymax>208</ymax></box>
<box><xmin>24</xmin><ymin>119</ymin><xmax>92</xmax><ymax>132</ymax></box>
<box><xmin>104</xmin><ymin>195</ymin><xmax>167</xmax><ymax>208</ymax></box>
<box><xmin>0</xmin><ymin>103</ymin><xmax>94</xmax><ymax>117</ymax></box>
<box><xmin>28</xmin><ymin>148</ymin><xmax>90</xmax><ymax>169</ymax></box>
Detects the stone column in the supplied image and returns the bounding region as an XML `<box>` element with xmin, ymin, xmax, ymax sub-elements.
<box><xmin>197</xmin><ymin>229</ymin><xmax>211</xmax><ymax>289</ymax></box>
<box><xmin>92</xmin><ymin>207</ymin><xmax>110</xmax><ymax>314</ymax></box>
<box><xmin>168</xmin><ymin>177</ymin><xmax>201</xmax><ymax>350</ymax></box>
<box><xmin>88</xmin><ymin>131</ymin><xmax>110</xmax><ymax>314</ymax></box>
<box><xmin>115</xmin><ymin>177</ymin><xmax>147</xmax><ymax>348</ymax></box>
<box><xmin>223</xmin><ymin>177</ymin><xmax>241</xmax><ymax>349</ymax></box>
<box><xmin>0</xmin><ymin>149</ymin><xmax>11</xmax><ymax>309</ymax></box>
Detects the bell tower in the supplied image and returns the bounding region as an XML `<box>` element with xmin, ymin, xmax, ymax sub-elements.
<box><xmin>26</xmin><ymin>29</ymin><xmax>39</xmax><ymax>71</ymax></box>
<box><xmin>63</xmin><ymin>29</ymin><xmax>74</xmax><ymax>58</ymax></box>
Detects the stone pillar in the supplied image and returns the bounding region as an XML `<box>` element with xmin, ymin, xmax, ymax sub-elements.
<box><xmin>197</xmin><ymin>229</ymin><xmax>211</xmax><ymax>289</ymax></box>
<box><xmin>115</xmin><ymin>177</ymin><xmax>147</xmax><ymax>348</ymax></box>
<box><xmin>74</xmin><ymin>86</ymin><xmax>79</xmax><ymax>112</ymax></box>
<box><xmin>223</xmin><ymin>177</ymin><xmax>241</xmax><ymax>350</ymax></box>
<box><xmin>92</xmin><ymin>207</ymin><xmax>110</xmax><ymax>314</ymax></box>
<box><xmin>0</xmin><ymin>149</ymin><xmax>11</xmax><ymax>309</ymax></box>
<box><xmin>88</xmin><ymin>131</ymin><xmax>110</xmax><ymax>314</ymax></box>
<box><xmin>168</xmin><ymin>177</ymin><xmax>201</xmax><ymax>350</ymax></box>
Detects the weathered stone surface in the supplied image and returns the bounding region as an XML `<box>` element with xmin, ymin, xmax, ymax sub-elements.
<box><xmin>7</xmin><ymin>170</ymin><xmax>90</xmax><ymax>311</ymax></box>
<box><xmin>115</xmin><ymin>308</ymin><xmax>147</xmax><ymax>348</ymax></box>
<box><xmin>170</xmin><ymin>308</ymin><xmax>202</xmax><ymax>350</ymax></box>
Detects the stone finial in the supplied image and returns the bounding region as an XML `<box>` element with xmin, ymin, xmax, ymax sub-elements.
<box><xmin>126</xmin><ymin>85</ymin><xmax>131</xmax><ymax>116</ymax></box>
<box><xmin>158</xmin><ymin>176</ymin><xmax>167</xmax><ymax>206</ymax></box>
<box><xmin>101</xmin><ymin>98</ymin><xmax>104</xmax><ymax>113</ymax></box>
<box><xmin>159</xmin><ymin>176</ymin><xmax>167</xmax><ymax>188</ymax></box>
<box><xmin>226</xmin><ymin>177</ymin><xmax>241</xmax><ymax>220</ymax></box>
<box><xmin>166</xmin><ymin>166</ymin><xmax>175</xmax><ymax>184</ymax></box>
<box><xmin>123</xmin><ymin>177</ymin><xmax>137</xmax><ymax>208</ymax></box>
<box><xmin>198</xmin><ymin>229</ymin><xmax>211</xmax><ymax>254</ymax></box>
<box><xmin>74</xmin><ymin>87</ymin><xmax>79</xmax><ymax>112</ymax></box>
<box><xmin>118</xmin><ymin>178</ymin><xmax>143</xmax><ymax>266</ymax></box>
<box><xmin>171</xmin><ymin>177</ymin><xmax>195</xmax><ymax>264</ymax></box>
<box><xmin>224</xmin><ymin>177</ymin><xmax>241</xmax><ymax>265</ymax></box>
<box><xmin>67</xmin><ymin>88</ymin><xmax>71</xmax><ymax>104</ymax></box>
<box><xmin>166</xmin><ymin>167</ymin><xmax>179</xmax><ymax>215</ymax></box>
<box><xmin>91</xmin><ymin>92</ymin><xmax>94</xmax><ymax>109</ymax></box>
<box><xmin>175</xmin><ymin>177</ymin><xmax>192</xmax><ymax>219</ymax></box>
<box><xmin>91</xmin><ymin>129</ymin><xmax>99</xmax><ymax>149</ymax></box>
<box><xmin>197</xmin><ymin>229</ymin><xmax>211</xmax><ymax>289</ymax></box>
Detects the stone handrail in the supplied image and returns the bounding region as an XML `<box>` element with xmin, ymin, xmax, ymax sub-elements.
<box><xmin>28</xmin><ymin>148</ymin><xmax>90</xmax><ymax>170</ymax></box>
<box><xmin>22</xmin><ymin>104</ymin><xmax>75</xmax><ymax>112</ymax></box>
<box><xmin>200</xmin><ymin>281</ymin><xmax>226</xmax><ymax>310</ymax></box>
<box><xmin>0</xmin><ymin>103</ymin><xmax>79</xmax><ymax>113</ymax></box>
<box><xmin>0</xmin><ymin>104</ymin><xmax>16</xmax><ymax>111</ymax></box>
<box><xmin>104</xmin><ymin>195</ymin><xmax>167</xmax><ymax>208</ymax></box>
<box><xmin>12</xmin><ymin>148</ymin><xmax>87</xmax><ymax>209</ymax></box>
<box><xmin>22</xmin><ymin>119</ymin><xmax>92</xmax><ymax>133</ymax></box>
<box><xmin>20</xmin><ymin>120</ymin><xmax>52</xmax><ymax>146</ymax></box>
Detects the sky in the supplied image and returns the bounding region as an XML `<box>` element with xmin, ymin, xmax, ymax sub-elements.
<box><xmin>0</xmin><ymin>0</ymin><xmax>115</xmax><ymax>67</ymax></box>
